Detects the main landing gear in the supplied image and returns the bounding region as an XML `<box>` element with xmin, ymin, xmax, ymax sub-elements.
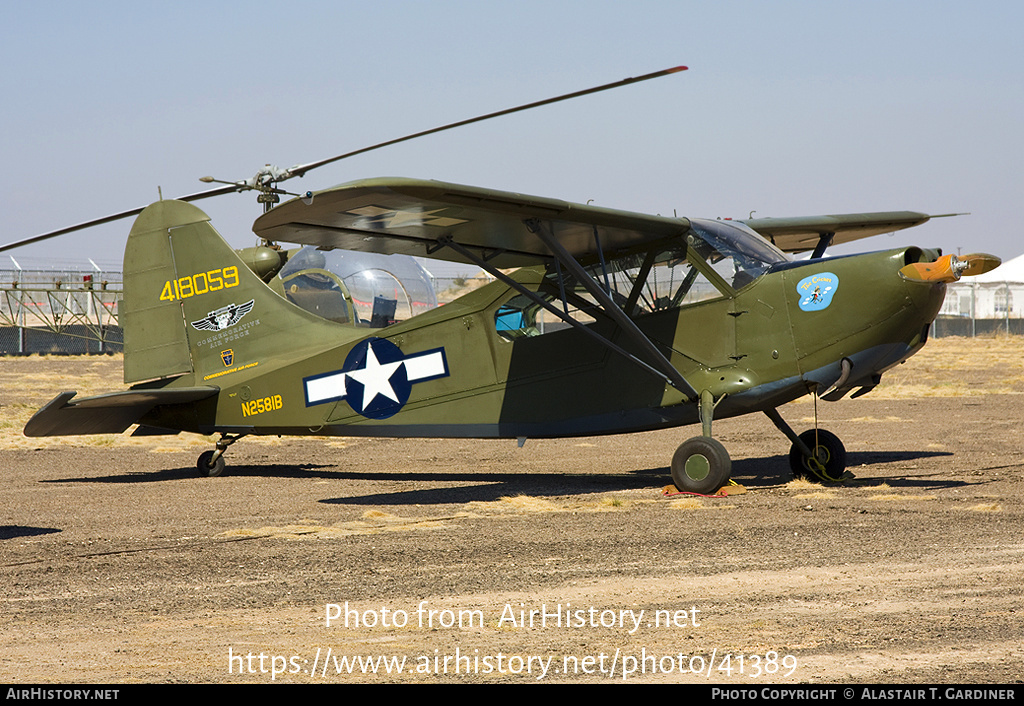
<box><xmin>671</xmin><ymin>436</ymin><xmax>732</xmax><ymax>494</ymax></box>
<box><xmin>765</xmin><ymin>408</ymin><xmax>848</xmax><ymax>483</ymax></box>
<box><xmin>197</xmin><ymin>433</ymin><xmax>246</xmax><ymax>478</ymax></box>
<box><xmin>671</xmin><ymin>390</ymin><xmax>733</xmax><ymax>495</ymax></box>
<box><xmin>669</xmin><ymin>396</ymin><xmax>849</xmax><ymax>494</ymax></box>
<box><xmin>787</xmin><ymin>429</ymin><xmax>847</xmax><ymax>481</ymax></box>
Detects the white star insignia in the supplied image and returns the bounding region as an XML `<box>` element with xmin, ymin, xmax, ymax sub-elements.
<box><xmin>346</xmin><ymin>342</ymin><xmax>403</xmax><ymax>406</ymax></box>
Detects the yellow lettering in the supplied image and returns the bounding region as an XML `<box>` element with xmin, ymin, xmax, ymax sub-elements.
<box><xmin>160</xmin><ymin>281</ymin><xmax>175</xmax><ymax>302</ymax></box>
<box><xmin>241</xmin><ymin>394</ymin><xmax>283</xmax><ymax>417</ymax></box>
<box><xmin>159</xmin><ymin>267</ymin><xmax>240</xmax><ymax>301</ymax></box>
<box><xmin>177</xmin><ymin>276</ymin><xmax>194</xmax><ymax>298</ymax></box>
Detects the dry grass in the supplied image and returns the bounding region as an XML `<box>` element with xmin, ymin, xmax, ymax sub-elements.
<box><xmin>0</xmin><ymin>354</ymin><xmax>212</xmax><ymax>451</ymax></box>
<box><xmin>783</xmin><ymin>336</ymin><xmax>1024</xmax><ymax>402</ymax></box>
<box><xmin>874</xmin><ymin>335</ymin><xmax>1024</xmax><ymax>398</ymax></box>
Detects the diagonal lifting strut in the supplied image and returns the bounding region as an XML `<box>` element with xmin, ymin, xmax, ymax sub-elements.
<box><xmin>434</xmin><ymin>220</ymin><xmax>698</xmax><ymax>402</ymax></box>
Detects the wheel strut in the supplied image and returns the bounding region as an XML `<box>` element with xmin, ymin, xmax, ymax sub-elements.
<box><xmin>764</xmin><ymin>408</ymin><xmax>814</xmax><ymax>458</ymax></box>
<box><xmin>765</xmin><ymin>408</ymin><xmax>848</xmax><ymax>483</ymax></box>
<box><xmin>197</xmin><ymin>433</ymin><xmax>247</xmax><ymax>478</ymax></box>
<box><xmin>671</xmin><ymin>390</ymin><xmax>732</xmax><ymax>494</ymax></box>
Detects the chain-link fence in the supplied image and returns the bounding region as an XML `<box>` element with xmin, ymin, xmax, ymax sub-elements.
<box><xmin>0</xmin><ymin>269</ymin><xmax>123</xmax><ymax>354</ymax></box>
<box><xmin>430</xmin><ymin>274</ymin><xmax>496</xmax><ymax>304</ymax></box>
<box><xmin>1</xmin><ymin>268</ymin><xmax>1021</xmax><ymax>353</ymax></box>
<box><xmin>933</xmin><ymin>280</ymin><xmax>1024</xmax><ymax>337</ymax></box>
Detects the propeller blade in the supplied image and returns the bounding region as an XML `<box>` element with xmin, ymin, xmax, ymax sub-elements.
<box><xmin>899</xmin><ymin>253</ymin><xmax>1002</xmax><ymax>283</ymax></box>
<box><xmin>959</xmin><ymin>252</ymin><xmax>1001</xmax><ymax>277</ymax></box>
<box><xmin>0</xmin><ymin>184</ymin><xmax>242</xmax><ymax>255</ymax></box>
<box><xmin>285</xmin><ymin>65</ymin><xmax>688</xmax><ymax>180</ymax></box>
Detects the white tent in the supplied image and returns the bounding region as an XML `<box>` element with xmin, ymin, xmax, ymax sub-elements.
<box><xmin>972</xmin><ymin>252</ymin><xmax>1024</xmax><ymax>284</ymax></box>
<box><xmin>938</xmin><ymin>252</ymin><xmax>1024</xmax><ymax>334</ymax></box>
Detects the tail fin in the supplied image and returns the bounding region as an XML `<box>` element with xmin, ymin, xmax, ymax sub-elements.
<box><xmin>121</xmin><ymin>199</ymin><xmax>327</xmax><ymax>384</ymax></box>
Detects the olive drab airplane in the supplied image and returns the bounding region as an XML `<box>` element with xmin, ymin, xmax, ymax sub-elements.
<box><xmin>5</xmin><ymin>66</ymin><xmax>1000</xmax><ymax>494</ymax></box>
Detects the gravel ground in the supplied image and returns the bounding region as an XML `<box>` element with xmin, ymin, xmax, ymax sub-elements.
<box><xmin>1</xmin><ymin>339</ymin><xmax>1022</xmax><ymax>683</ymax></box>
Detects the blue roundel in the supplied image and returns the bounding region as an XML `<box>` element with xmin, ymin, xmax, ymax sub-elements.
<box><xmin>341</xmin><ymin>338</ymin><xmax>411</xmax><ymax>419</ymax></box>
<box><xmin>797</xmin><ymin>272</ymin><xmax>839</xmax><ymax>311</ymax></box>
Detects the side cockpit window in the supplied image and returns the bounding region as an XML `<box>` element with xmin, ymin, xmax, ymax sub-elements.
<box><xmin>493</xmin><ymin>220</ymin><xmax>789</xmax><ymax>341</ymax></box>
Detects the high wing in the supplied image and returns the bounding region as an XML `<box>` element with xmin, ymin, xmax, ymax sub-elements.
<box><xmin>741</xmin><ymin>211</ymin><xmax>950</xmax><ymax>254</ymax></box>
<box><xmin>253</xmin><ymin>177</ymin><xmax>690</xmax><ymax>268</ymax></box>
<box><xmin>254</xmin><ymin>178</ymin><xmax>950</xmax><ymax>262</ymax></box>
<box><xmin>256</xmin><ymin>177</ymin><xmax>700</xmax><ymax>399</ymax></box>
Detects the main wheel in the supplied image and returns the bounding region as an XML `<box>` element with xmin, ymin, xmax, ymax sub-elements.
<box><xmin>789</xmin><ymin>429</ymin><xmax>846</xmax><ymax>482</ymax></box>
<box><xmin>671</xmin><ymin>436</ymin><xmax>731</xmax><ymax>494</ymax></box>
<box><xmin>197</xmin><ymin>450</ymin><xmax>226</xmax><ymax>478</ymax></box>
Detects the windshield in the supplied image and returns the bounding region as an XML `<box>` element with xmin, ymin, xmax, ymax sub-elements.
<box><xmin>687</xmin><ymin>218</ymin><xmax>789</xmax><ymax>289</ymax></box>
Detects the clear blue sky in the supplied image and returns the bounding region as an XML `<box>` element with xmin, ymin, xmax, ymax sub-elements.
<box><xmin>2</xmin><ymin>1</ymin><xmax>1021</xmax><ymax>270</ymax></box>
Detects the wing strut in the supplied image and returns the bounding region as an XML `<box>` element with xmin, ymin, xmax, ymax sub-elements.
<box><xmin>810</xmin><ymin>232</ymin><xmax>834</xmax><ymax>259</ymax></box>
<box><xmin>524</xmin><ymin>218</ymin><xmax>698</xmax><ymax>401</ymax></box>
<box><xmin>437</xmin><ymin>237</ymin><xmax>685</xmax><ymax>392</ymax></box>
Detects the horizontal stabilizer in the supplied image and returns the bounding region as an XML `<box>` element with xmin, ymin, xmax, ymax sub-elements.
<box><xmin>24</xmin><ymin>387</ymin><xmax>218</xmax><ymax>437</ymax></box>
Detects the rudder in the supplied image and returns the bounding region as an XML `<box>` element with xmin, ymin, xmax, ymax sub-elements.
<box><xmin>121</xmin><ymin>199</ymin><xmax>327</xmax><ymax>384</ymax></box>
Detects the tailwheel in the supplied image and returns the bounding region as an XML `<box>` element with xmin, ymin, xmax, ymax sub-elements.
<box><xmin>197</xmin><ymin>450</ymin><xmax>226</xmax><ymax>478</ymax></box>
<box><xmin>671</xmin><ymin>436</ymin><xmax>732</xmax><ymax>494</ymax></box>
<box><xmin>196</xmin><ymin>433</ymin><xmax>245</xmax><ymax>478</ymax></box>
<box><xmin>789</xmin><ymin>429</ymin><xmax>846</xmax><ymax>482</ymax></box>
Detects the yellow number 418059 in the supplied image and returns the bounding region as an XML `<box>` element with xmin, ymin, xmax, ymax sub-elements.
<box><xmin>160</xmin><ymin>266</ymin><xmax>239</xmax><ymax>302</ymax></box>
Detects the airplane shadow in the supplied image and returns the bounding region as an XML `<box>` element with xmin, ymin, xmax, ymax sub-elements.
<box><xmin>40</xmin><ymin>463</ymin><xmax>341</xmax><ymax>484</ymax></box>
<box><xmin>320</xmin><ymin>471</ymin><xmax>659</xmax><ymax>506</ymax></box>
<box><xmin>1</xmin><ymin>525</ymin><xmax>62</xmax><ymax>541</ymax></box>
<box><xmin>728</xmin><ymin>449</ymin><xmax>965</xmax><ymax>490</ymax></box>
<box><xmin>40</xmin><ymin>464</ymin><xmax>661</xmax><ymax>502</ymax></box>
<box><xmin>38</xmin><ymin>448</ymin><xmax>966</xmax><ymax>502</ymax></box>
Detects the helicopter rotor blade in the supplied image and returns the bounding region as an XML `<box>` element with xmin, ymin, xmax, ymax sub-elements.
<box><xmin>6</xmin><ymin>66</ymin><xmax>687</xmax><ymax>254</ymax></box>
<box><xmin>0</xmin><ymin>184</ymin><xmax>242</xmax><ymax>255</ymax></box>
<box><xmin>283</xmin><ymin>65</ymin><xmax>688</xmax><ymax>180</ymax></box>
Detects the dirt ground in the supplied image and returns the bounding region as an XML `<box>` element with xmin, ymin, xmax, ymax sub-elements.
<box><xmin>1</xmin><ymin>337</ymin><xmax>1022</xmax><ymax>684</ymax></box>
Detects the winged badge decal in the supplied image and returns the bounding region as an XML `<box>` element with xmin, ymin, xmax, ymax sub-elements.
<box><xmin>191</xmin><ymin>300</ymin><xmax>255</xmax><ymax>331</ymax></box>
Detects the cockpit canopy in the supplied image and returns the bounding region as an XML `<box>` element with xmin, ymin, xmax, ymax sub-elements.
<box><xmin>276</xmin><ymin>247</ymin><xmax>438</xmax><ymax>327</ymax></box>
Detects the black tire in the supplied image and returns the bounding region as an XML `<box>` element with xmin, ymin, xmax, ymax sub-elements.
<box><xmin>671</xmin><ymin>436</ymin><xmax>731</xmax><ymax>494</ymax></box>
<box><xmin>197</xmin><ymin>450</ymin><xmax>226</xmax><ymax>478</ymax></box>
<box><xmin>789</xmin><ymin>429</ymin><xmax>846</xmax><ymax>482</ymax></box>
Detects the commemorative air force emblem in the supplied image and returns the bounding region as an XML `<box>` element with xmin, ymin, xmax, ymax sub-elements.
<box><xmin>221</xmin><ymin>349</ymin><xmax>234</xmax><ymax>367</ymax></box>
<box><xmin>303</xmin><ymin>337</ymin><xmax>449</xmax><ymax>420</ymax></box>
<box><xmin>191</xmin><ymin>300</ymin><xmax>255</xmax><ymax>331</ymax></box>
